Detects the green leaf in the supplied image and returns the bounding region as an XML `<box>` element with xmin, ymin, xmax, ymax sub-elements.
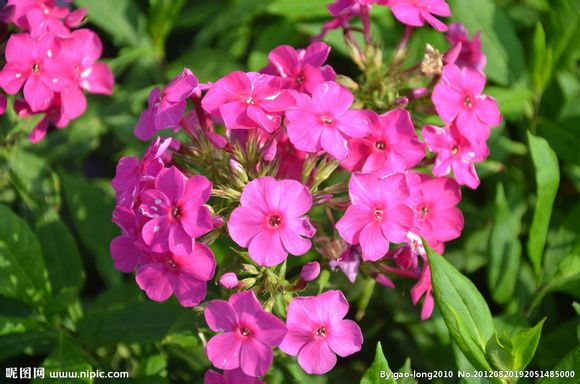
<box><xmin>360</xmin><ymin>342</ymin><xmax>396</xmax><ymax>384</ymax></box>
<box><xmin>485</xmin><ymin>333</ymin><xmax>515</xmax><ymax>371</ymax></box>
<box><xmin>531</xmin><ymin>22</ymin><xmax>554</xmax><ymax>95</ymax></box>
<box><xmin>427</xmin><ymin>245</ymin><xmax>494</xmax><ymax>371</ymax></box>
<box><xmin>511</xmin><ymin>318</ymin><xmax>546</xmax><ymax>370</ymax></box>
<box><xmin>539</xmin><ymin>345</ymin><xmax>580</xmax><ymax>384</ymax></box>
<box><xmin>35</xmin><ymin>211</ymin><xmax>85</xmax><ymax>296</ymax></box>
<box><xmin>486</xmin><ymin>87</ymin><xmax>533</xmax><ymax>121</ymax></box>
<box><xmin>33</xmin><ymin>334</ymin><xmax>93</xmax><ymax>384</ymax></box>
<box><xmin>0</xmin><ymin>204</ymin><xmax>51</xmax><ymax>306</ymax></box>
<box><xmin>488</xmin><ymin>184</ymin><xmax>525</xmax><ymax>304</ymax></box>
<box><xmin>267</xmin><ymin>0</ymin><xmax>331</xmax><ymax>19</ymax></box>
<box><xmin>60</xmin><ymin>172</ymin><xmax>120</xmax><ymax>287</ymax></box>
<box><xmin>449</xmin><ymin>0</ymin><xmax>526</xmax><ymax>86</ymax></box>
<box><xmin>527</xmin><ymin>132</ymin><xmax>560</xmax><ymax>277</ymax></box>
<box><xmin>74</xmin><ymin>0</ymin><xmax>143</xmax><ymax>47</ymax></box>
<box><xmin>396</xmin><ymin>358</ymin><xmax>418</xmax><ymax>384</ymax></box>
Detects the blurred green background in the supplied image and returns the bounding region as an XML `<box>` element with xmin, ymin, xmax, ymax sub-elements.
<box><xmin>0</xmin><ymin>0</ymin><xmax>579</xmax><ymax>382</ymax></box>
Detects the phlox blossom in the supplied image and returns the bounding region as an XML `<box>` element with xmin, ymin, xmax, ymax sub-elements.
<box><xmin>135</xmin><ymin>68</ymin><xmax>199</xmax><ymax>140</ymax></box>
<box><xmin>407</xmin><ymin>172</ymin><xmax>464</xmax><ymax>253</ymax></box>
<box><xmin>139</xmin><ymin>166</ymin><xmax>213</xmax><ymax>255</ymax></box>
<box><xmin>445</xmin><ymin>22</ymin><xmax>486</xmax><ymax>72</ymax></box>
<box><xmin>135</xmin><ymin>242</ymin><xmax>216</xmax><ymax>307</ymax></box>
<box><xmin>262</xmin><ymin>42</ymin><xmax>336</xmax><ymax>94</ymax></box>
<box><xmin>341</xmin><ymin>108</ymin><xmax>425</xmax><ymax>174</ymax></box>
<box><xmin>336</xmin><ymin>172</ymin><xmax>413</xmax><ymax>261</ymax></box>
<box><xmin>422</xmin><ymin>122</ymin><xmax>489</xmax><ymax>189</ymax></box>
<box><xmin>432</xmin><ymin>64</ymin><xmax>501</xmax><ymax>143</ymax></box>
<box><xmin>383</xmin><ymin>0</ymin><xmax>451</xmax><ymax>32</ymax></box>
<box><xmin>204</xmin><ymin>291</ymin><xmax>287</xmax><ymax>377</ymax></box>
<box><xmin>411</xmin><ymin>263</ymin><xmax>434</xmax><ymax>320</ymax></box>
<box><xmin>285</xmin><ymin>81</ymin><xmax>371</xmax><ymax>160</ymax></box>
<box><xmin>204</xmin><ymin>368</ymin><xmax>264</xmax><ymax>384</ymax></box>
<box><xmin>280</xmin><ymin>290</ymin><xmax>363</xmax><ymax>375</ymax></box>
<box><xmin>202</xmin><ymin>71</ymin><xmax>294</xmax><ymax>132</ymax></box>
<box><xmin>228</xmin><ymin>177</ymin><xmax>316</xmax><ymax>267</ymax></box>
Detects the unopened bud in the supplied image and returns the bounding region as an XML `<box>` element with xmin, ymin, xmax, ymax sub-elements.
<box><xmin>219</xmin><ymin>272</ymin><xmax>239</xmax><ymax>289</ymax></box>
<box><xmin>395</xmin><ymin>96</ymin><xmax>409</xmax><ymax>107</ymax></box>
<box><xmin>300</xmin><ymin>262</ymin><xmax>321</xmax><ymax>282</ymax></box>
<box><xmin>375</xmin><ymin>274</ymin><xmax>395</xmax><ymax>288</ymax></box>
<box><xmin>421</xmin><ymin>44</ymin><xmax>443</xmax><ymax>76</ymax></box>
<box><xmin>242</xmin><ymin>264</ymin><xmax>260</xmax><ymax>275</ymax></box>
<box><xmin>411</xmin><ymin>87</ymin><xmax>428</xmax><ymax>99</ymax></box>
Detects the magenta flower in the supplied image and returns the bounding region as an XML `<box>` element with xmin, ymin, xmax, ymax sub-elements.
<box><xmin>341</xmin><ymin>109</ymin><xmax>425</xmax><ymax>173</ymax></box>
<box><xmin>135</xmin><ymin>242</ymin><xmax>216</xmax><ymax>307</ymax></box>
<box><xmin>384</xmin><ymin>0</ymin><xmax>451</xmax><ymax>32</ymax></box>
<box><xmin>110</xmin><ymin>206</ymin><xmax>148</xmax><ymax>273</ymax></box>
<box><xmin>59</xmin><ymin>28</ymin><xmax>114</xmax><ymax>122</ymax></box>
<box><xmin>219</xmin><ymin>272</ymin><xmax>239</xmax><ymax>289</ymax></box>
<box><xmin>228</xmin><ymin>177</ymin><xmax>316</xmax><ymax>267</ymax></box>
<box><xmin>445</xmin><ymin>23</ymin><xmax>486</xmax><ymax>72</ymax></box>
<box><xmin>8</xmin><ymin>0</ymin><xmax>70</xmax><ymax>38</ymax></box>
<box><xmin>329</xmin><ymin>245</ymin><xmax>361</xmax><ymax>283</ymax></box>
<box><xmin>280</xmin><ymin>290</ymin><xmax>363</xmax><ymax>375</ymax></box>
<box><xmin>135</xmin><ymin>68</ymin><xmax>199</xmax><ymax>140</ymax></box>
<box><xmin>261</xmin><ymin>42</ymin><xmax>336</xmax><ymax>93</ymax></box>
<box><xmin>0</xmin><ymin>94</ymin><xmax>6</xmax><ymax>115</ymax></box>
<box><xmin>202</xmin><ymin>71</ymin><xmax>294</xmax><ymax>133</ymax></box>
<box><xmin>411</xmin><ymin>263</ymin><xmax>434</xmax><ymax>320</ymax></box>
<box><xmin>139</xmin><ymin>166</ymin><xmax>213</xmax><ymax>255</ymax></box>
<box><xmin>336</xmin><ymin>172</ymin><xmax>413</xmax><ymax>261</ymax></box>
<box><xmin>112</xmin><ymin>137</ymin><xmax>175</xmax><ymax>208</ymax></box>
<box><xmin>432</xmin><ymin>64</ymin><xmax>501</xmax><ymax>143</ymax></box>
<box><xmin>422</xmin><ymin>122</ymin><xmax>489</xmax><ymax>189</ymax></box>
<box><xmin>286</xmin><ymin>81</ymin><xmax>371</xmax><ymax>160</ymax></box>
<box><xmin>0</xmin><ymin>33</ymin><xmax>71</xmax><ymax>112</ymax></box>
<box><xmin>204</xmin><ymin>291</ymin><xmax>287</xmax><ymax>377</ymax></box>
<box><xmin>328</xmin><ymin>0</ymin><xmax>376</xmax><ymax>16</ymax></box>
<box><xmin>407</xmin><ymin>172</ymin><xmax>464</xmax><ymax>253</ymax></box>
<box><xmin>204</xmin><ymin>368</ymin><xmax>264</xmax><ymax>384</ymax></box>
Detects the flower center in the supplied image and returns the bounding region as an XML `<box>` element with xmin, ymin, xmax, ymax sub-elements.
<box><xmin>244</xmin><ymin>97</ymin><xmax>255</xmax><ymax>105</ymax></box>
<box><xmin>268</xmin><ymin>215</ymin><xmax>282</xmax><ymax>228</ymax></box>
<box><xmin>464</xmin><ymin>95</ymin><xmax>473</xmax><ymax>108</ymax></box>
<box><xmin>167</xmin><ymin>258</ymin><xmax>177</xmax><ymax>269</ymax></box>
<box><xmin>320</xmin><ymin>115</ymin><xmax>333</xmax><ymax>125</ymax></box>
<box><xmin>316</xmin><ymin>327</ymin><xmax>327</xmax><ymax>337</ymax></box>
<box><xmin>420</xmin><ymin>206</ymin><xmax>429</xmax><ymax>216</ymax></box>
<box><xmin>374</xmin><ymin>208</ymin><xmax>384</xmax><ymax>220</ymax></box>
<box><xmin>296</xmin><ymin>74</ymin><xmax>304</xmax><ymax>84</ymax></box>
<box><xmin>239</xmin><ymin>327</ymin><xmax>251</xmax><ymax>337</ymax></box>
<box><xmin>32</xmin><ymin>63</ymin><xmax>40</xmax><ymax>73</ymax></box>
<box><xmin>375</xmin><ymin>140</ymin><xmax>386</xmax><ymax>150</ymax></box>
<box><xmin>172</xmin><ymin>206</ymin><xmax>181</xmax><ymax>219</ymax></box>
<box><xmin>451</xmin><ymin>145</ymin><xmax>459</xmax><ymax>155</ymax></box>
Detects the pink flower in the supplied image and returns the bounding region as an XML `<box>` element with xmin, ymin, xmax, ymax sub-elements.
<box><xmin>8</xmin><ymin>0</ymin><xmax>70</xmax><ymax>38</ymax></box>
<box><xmin>445</xmin><ymin>23</ymin><xmax>486</xmax><ymax>72</ymax></box>
<box><xmin>135</xmin><ymin>242</ymin><xmax>216</xmax><ymax>307</ymax></box>
<box><xmin>228</xmin><ymin>177</ymin><xmax>316</xmax><ymax>267</ymax></box>
<box><xmin>285</xmin><ymin>81</ymin><xmax>371</xmax><ymax>160</ymax></box>
<box><xmin>58</xmin><ymin>28</ymin><xmax>114</xmax><ymax>121</ymax></box>
<box><xmin>432</xmin><ymin>64</ymin><xmax>501</xmax><ymax>143</ymax></box>
<box><xmin>336</xmin><ymin>172</ymin><xmax>413</xmax><ymax>261</ymax></box>
<box><xmin>204</xmin><ymin>368</ymin><xmax>264</xmax><ymax>384</ymax></box>
<box><xmin>280</xmin><ymin>290</ymin><xmax>363</xmax><ymax>375</ymax></box>
<box><xmin>341</xmin><ymin>109</ymin><xmax>425</xmax><ymax>173</ymax></box>
<box><xmin>139</xmin><ymin>166</ymin><xmax>213</xmax><ymax>255</ymax></box>
<box><xmin>135</xmin><ymin>68</ymin><xmax>199</xmax><ymax>140</ymax></box>
<box><xmin>0</xmin><ymin>33</ymin><xmax>71</xmax><ymax>112</ymax></box>
<box><xmin>110</xmin><ymin>206</ymin><xmax>148</xmax><ymax>272</ymax></box>
<box><xmin>329</xmin><ymin>245</ymin><xmax>361</xmax><ymax>283</ymax></box>
<box><xmin>384</xmin><ymin>0</ymin><xmax>451</xmax><ymax>32</ymax></box>
<box><xmin>422</xmin><ymin>122</ymin><xmax>489</xmax><ymax>189</ymax></box>
<box><xmin>328</xmin><ymin>0</ymin><xmax>376</xmax><ymax>16</ymax></box>
<box><xmin>204</xmin><ymin>291</ymin><xmax>287</xmax><ymax>377</ymax></box>
<box><xmin>275</xmin><ymin>134</ymin><xmax>308</xmax><ymax>181</ymax></box>
<box><xmin>201</xmin><ymin>71</ymin><xmax>294</xmax><ymax>133</ymax></box>
<box><xmin>261</xmin><ymin>42</ymin><xmax>336</xmax><ymax>93</ymax></box>
<box><xmin>300</xmin><ymin>261</ymin><xmax>321</xmax><ymax>282</ymax></box>
<box><xmin>411</xmin><ymin>263</ymin><xmax>434</xmax><ymax>320</ymax></box>
<box><xmin>112</xmin><ymin>137</ymin><xmax>175</xmax><ymax>207</ymax></box>
<box><xmin>407</xmin><ymin>172</ymin><xmax>464</xmax><ymax>253</ymax></box>
<box><xmin>219</xmin><ymin>272</ymin><xmax>239</xmax><ymax>289</ymax></box>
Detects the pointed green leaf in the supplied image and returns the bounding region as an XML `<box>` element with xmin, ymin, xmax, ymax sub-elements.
<box><xmin>397</xmin><ymin>358</ymin><xmax>418</xmax><ymax>384</ymax></box>
<box><xmin>539</xmin><ymin>345</ymin><xmax>580</xmax><ymax>384</ymax></box>
<box><xmin>427</xmin><ymin>245</ymin><xmax>494</xmax><ymax>371</ymax></box>
<box><xmin>527</xmin><ymin>132</ymin><xmax>560</xmax><ymax>277</ymax></box>
<box><xmin>511</xmin><ymin>318</ymin><xmax>546</xmax><ymax>370</ymax></box>
<box><xmin>360</xmin><ymin>342</ymin><xmax>396</xmax><ymax>384</ymax></box>
<box><xmin>0</xmin><ymin>204</ymin><xmax>51</xmax><ymax>306</ymax></box>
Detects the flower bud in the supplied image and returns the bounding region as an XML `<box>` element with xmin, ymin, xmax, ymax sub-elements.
<box><xmin>395</xmin><ymin>96</ymin><xmax>409</xmax><ymax>107</ymax></box>
<box><xmin>375</xmin><ymin>274</ymin><xmax>395</xmax><ymax>288</ymax></box>
<box><xmin>411</xmin><ymin>87</ymin><xmax>428</xmax><ymax>99</ymax></box>
<box><xmin>300</xmin><ymin>262</ymin><xmax>321</xmax><ymax>282</ymax></box>
<box><xmin>219</xmin><ymin>272</ymin><xmax>239</xmax><ymax>289</ymax></box>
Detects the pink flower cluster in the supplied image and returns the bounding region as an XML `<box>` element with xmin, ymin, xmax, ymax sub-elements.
<box><xmin>111</xmin><ymin>137</ymin><xmax>217</xmax><ymax>307</ymax></box>
<box><xmin>0</xmin><ymin>0</ymin><xmax>114</xmax><ymax>142</ymax></box>
<box><xmin>108</xmin><ymin>0</ymin><xmax>501</xmax><ymax>379</ymax></box>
